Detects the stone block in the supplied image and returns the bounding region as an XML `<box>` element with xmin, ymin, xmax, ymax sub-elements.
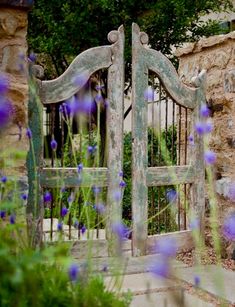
<box><xmin>224</xmin><ymin>69</ymin><xmax>235</xmax><ymax>93</ymax></box>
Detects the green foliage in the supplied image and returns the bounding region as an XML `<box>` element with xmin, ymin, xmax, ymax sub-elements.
<box><xmin>28</xmin><ymin>0</ymin><xmax>233</xmax><ymax>79</ymax></box>
<box><xmin>123</xmin><ymin>126</ymin><xmax>178</xmax><ymax>233</ymax></box>
<box><xmin>0</xmin><ymin>223</ymin><xmax>130</xmax><ymax>307</ymax></box>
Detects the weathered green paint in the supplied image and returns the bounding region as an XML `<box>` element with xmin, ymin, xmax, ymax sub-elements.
<box><xmin>41</xmin><ymin>46</ymin><xmax>112</xmax><ymax>104</ymax></box>
<box><xmin>26</xmin><ymin>68</ymin><xmax>44</xmax><ymax>247</ymax></box>
<box><xmin>131</xmin><ymin>23</ymin><xmax>148</xmax><ymax>256</ymax></box>
<box><xmin>147</xmin><ymin>165</ymin><xmax>195</xmax><ymax>186</ymax></box>
<box><xmin>40</xmin><ymin>167</ymin><xmax>108</xmax><ymax>188</ymax></box>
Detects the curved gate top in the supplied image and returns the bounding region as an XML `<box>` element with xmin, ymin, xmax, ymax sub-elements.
<box><xmin>27</xmin><ymin>23</ymin><xmax>205</xmax><ymax>256</ymax></box>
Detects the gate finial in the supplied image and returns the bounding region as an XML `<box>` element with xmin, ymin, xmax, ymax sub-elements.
<box><xmin>108</xmin><ymin>25</ymin><xmax>124</xmax><ymax>44</ymax></box>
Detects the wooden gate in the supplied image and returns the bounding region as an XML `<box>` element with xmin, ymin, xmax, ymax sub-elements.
<box><xmin>27</xmin><ymin>24</ymin><xmax>205</xmax><ymax>255</ymax></box>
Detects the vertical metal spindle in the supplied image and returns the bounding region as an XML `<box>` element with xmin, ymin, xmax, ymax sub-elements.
<box><xmin>51</xmin><ymin>105</ymin><xmax>55</xmax><ymax>167</ymax></box>
<box><xmin>69</xmin><ymin>212</ymin><xmax>72</xmax><ymax>240</ymax></box>
<box><xmin>172</xmin><ymin>101</ymin><xmax>175</xmax><ymax>164</ymax></box>
<box><xmin>184</xmin><ymin>108</ymin><xmax>188</xmax><ymax>230</ymax></box>
<box><xmin>177</xmin><ymin>105</ymin><xmax>182</xmax><ymax>230</ymax></box>
<box><xmin>150</xmin><ymin>77</ymin><xmax>155</xmax><ymax>235</ymax></box>
<box><xmin>61</xmin><ymin>108</ymin><xmax>64</xmax><ymax>167</ymax></box>
<box><xmin>50</xmin><ymin>196</ymin><xmax>53</xmax><ymax>241</ymax></box>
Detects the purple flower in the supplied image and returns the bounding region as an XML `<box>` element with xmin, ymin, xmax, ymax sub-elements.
<box><xmin>0</xmin><ymin>74</ymin><xmax>9</xmax><ymax>94</ymax></box>
<box><xmin>87</xmin><ymin>145</ymin><xmax>96</xmax><ymax>154</ymax></box>
<box><xmin>155</xmin><ymin>237</ymin><xmax>177</xmax><ymax>257</ymax></box>
<box><xmin>200</xmin><ymin>104</ymin><xmax>210</xmax><ymax>118</ymax></box>
<box><xmin>204</xmin><ymin>122</ymin><xmax>213</xmax><ymax>133</ymax></box>
<box><xmin>104</xmin><ymin>99</ymin><xmax>109</xmax><ymax>108</ymax></box>
<box><xmin>102</xmin><ymin>264</ymin><xmax>108</xmax><ymax>272</ymax></box>
<box><xmin>74</xmin><ymin>220</ymin><xmax>79</xmax><ymax>229</ymax></box>
<box><xmin>194</xmin><ymin>275</ymin><xmax>200</xmax><ymax>287</ymax></box>
<box><xmin>166</xmin><ymin>189</ymin><xmax>177</xmax><ymax>204</ymax></box>
<box><xmin>44</xmin><ymin>191</ymin><xmax>52</xmax><ymax>203</ymax></box>
<box><xmin>67</xmin><ymin>194</ymin><xmax>74</xmax><ymax>204</ymax></box>
<box><xmin>119</xmin><ymin>171</ymin><xmax>124</xmax><ymax>177</ymax></box>
<box><xmin>1</xmin><ymin>176</ymin><xmax>7</xmax><ymax>184</ymax></box>
<box><xmin>20</xmin><ymin>193</ymin><xmax>28</xmax><ymax>201</ymax></box>
<box><xmin>113</xmin><ymin>190</ymin><xmax>122</xmax><ymax>202</ymax></box>
<box><xmin>28</xmin><ymin>52</ymin><xmax>36</xmax><ymax>62</ymax></box>
<box><xmin>77</xmin><ymin>163</ymin><xmax>83</xmax><ymax>173</ymax></box>
<box><xmin>26</xmin><ymin>128</ymin><xmax>32</xmax><ymax>139</ymax></box>
<box><xmin>228</xmin><ymin>183</ymin><xmax>235</xmax><ymax>202</ymax></box>
<box><xmin>149</xmin><ymin>257</ymin><xmax>170</xmax><ymax>278</ymax></box>
<box><xmin>111</xmin><ymin>222</ymin><xmax>129</xmax><ymax>241</ymax></box>
<box><xmin>61</xmin><ymin>186</ymin><xmax>66</xmax><ymax>193</ymax></box>
<box><xmin>144</xmin><ymin>87</ymin><xmax>154</xmax><ymax>101</ymax></box>
<box><xmin>189</xmin><ymin>218</ymin><xmax>200</xmax><ymax>230</ymax></box>
<box><xmin>81</xmin><ymin>225</ymin><xmax>86</xmax><ymax>234</ymax></box>
<box><xmin>204</xmin><ymin>150</ymin><xmax>216</xmax><ymax>165</ymax></box>
<box><xmin>0</xmin><ymin>100</ymin><xmax>12</xmax><ymax>128</ymax></box>
<box><xmin>188</xmin><ymin>134</ymin><xmax>194</xmax><ymax>145</ymax></box>
<box><xmin>94</xmin><ymin>93</ymin><xmax>103</xmax><ymax>104</ymax></box>
<box><xmin>57</xmin><ymin>222</ymin><xmax>63</xmax><ymax>231</ymax></box>
<box><xmin>0</xmin><ymin>210</ymin><xmax>6</xmax><ymax>219</ymax></box>
<box><xmin>195</xmin><ymin>122</ymin><xmax>205</xmax><ymax>136</ymax></box>
<box><xmin>222</xmin><ymin>213</ymin><xmax>235</xmax><ymax>241</ymax></box>
<box><xmin>68</xmin><ymin>264</ymin><xmax>79</xmax><ymax>282</ymax></box>
<box><xmin>119</xmin><ymin>180</ymin><xmax>126</xmax><ymax>188</ymax></box>
<box><xmin>92</xmin><ymin>186</ymin><xmax>101</xmax><ymax>195</ymax></box>
<box><xmin>61</xmin><ymin>206</ymin><xmax>68</xmax><ymax>217</ymax></box>
<box><xmin>50</xmin><ymin>139</ymin><xmax>57</xmax><ymax>151</ymax></box>
<box><xmin>95</xmin><ymin>85</ymin><xmax>104</xmax><ymax>91</ymax></box>
<box><xmin>9</xmin><ymin>214</ymin><xmax>15</xmax><ymax>224</ymax></box>
<box><xmin>94</xmin><ymin>203</ymin><xmax>105</xmax><ymax>215</ymax></box>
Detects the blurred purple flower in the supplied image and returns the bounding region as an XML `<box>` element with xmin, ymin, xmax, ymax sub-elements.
<box><xmin>92</xmin><ymin>186</ymin><xmax>101</xmax><ymax>195</ymax></box>
<box><xmin>44</xmin><ymin>191</ymin><xmax>52</xmax><ymax>203</ymax></box>
<box><xmin>189</xmin><ymin>218</ymin><xmax>200</xmax><ymax>230</ymax></box>
<box><xmin>166</xmin><ymin>189</ymin><xmax>177</xmax><ymax>204</ymax></box>
<box><xmin>95</xmin><ymin>85</ymin><xmax>104</xmax><ymax>91</ymax></box>
<box><xmin>200</xmin><ymin>104</ymin><xmax>210</xmax><ymax>118</ymax></box>
<box><xmin>94</xmin><ymin>93</ymin><xmax>103</xmax><ymax>104</ymax></box>
<box><xmin>67</xmin><ymin>194</ymin><xmax>74</xmax><ymax>204</ymax></box>
<box><xmin>119</xmin><ymin>171</ymin><xmax>124</xmax><ymax>177</ymax></box>
<box><xmin>74</xmin><ymin>220</ymin><xmax>79</xmax><ymax>229</ymax></box>
<box><xmin>144</xmin><ymin>87</ymin><xmax>154</xmax><ymax>101</ymax></box>
<box><xmin>77</xmin><ymin>163</ymin><xmax>83</xmax><ymax>173</ymax></box>
<box><xmin>57</xmin><ymin>222</ymin><xmax>63</xmax><ymax>232</ymax></box>
<box><xmin>61</xmin><ymin>186</ymin><xmax>66</xmax><ymax>193</ymax></box>
<box><xmin>155</xmin><ymin>237</ymin><xmax>177</xmax><ymax>257</ymax></box>
<box><xmin>222</xmin><ymin>213</ymin><xmax>235</xmax><ymax>241</ymax></box>
<box><xmin>102</xmin><ymin>264</ymin><xmax>108</xmax><ymax>272</ymax></box>
<box><xmin>9</xmin><ymin>214</ymin><xmax>15</xmax><ymax>225</ymax></box>
<box><xmin>0</xmin><ymin>100</ymin><xmax>12</xmax><ymax>128</ymax></box>
<box><xmin>0</xmin><ymin>74</ymin><xmax>9</xmax><ymax>94</ymax></box>
<box><xmin>26</xmin><ymin>128</ymin><xmax>32</xmax><ymax>139</ymax></box>
<box><xmin>195</xmin><ymin>122</ymin><xmax>205</xmax><ymax>136</ymax></box>
<box><xmin>87</xmin><ymin>145</ymin><xmax>96</xmax><ymax>154</ymax></box>
<box><xmin>61</xmin><ymin>206</ymin><xmax>68</xmax><ymax>217</ymax></box>
<box><xmin>1</xmin><ymin>176</ymin><xmax>7</xmax><ymax>184</ymax></box>
<box><xmin>149</xmin><ymin>257</ymin><xmax>170</xmax><ymax>278</ymax></box>
<box><xmin>94</xmin><ymin>203</ymin><xmax>105</xmax><ymax>215</ymax></box>
<box><xmin>28</xmin><ymin>52</ymin><xmax>36</xmax><ymax>62</ymax></box>
<box><xmin>81</xmin><ymin>225</ymin><xmax>86</xmax><ymax>234</ymax></box>
<box><xmin>204</xmin><ymin>150</ymin><xmax>216</xmax><ymax>165</ymax></box>
<box><xmin>20</xmin><ymin>193</ymin><xmax>28</xmax><ymax>201</ymax></box>
<box><xmin>104</xmin><ymin>99</ymin><xmax>109</xmax><ymax>108</ymax></box>
<box><xmin>204</xmin><ymin>122</ymin><xmax>213</xmax><ymax>133</ymax></box>
<box><xmin>188</xmin><ymin>134</ymin><xmax>194</xmax><ymax>145</ymax></box>
<box><xmin>194</xmin><ymin>275</ymin><xmax>200</xmax><ymax>287</ymax></box>
<box><xmin>111</xmin><ymin>222</ymin><xmax>129</xmax><ymax>241</ymax></box>
<box><xmin>50</xmin><ymin>139</ymin><xmax>57</xmax><ymax>151</ymax></box>
<box><xmin>228</xmin><ymin>183</ymin><xmax>235</xmax><ymax>202</ymax></box>
<box><xmin>68</xmin><ymin>263</ymin><xmax>79</xmax><ymax>282</ymax></box>
<box><xmin>119</xmin><ymin>180</ymin><xmax>126</xmax><ymax>188</ymax></box>
<box><xmin>0</xmin><ymin>210</ymin><xmax>6</xmax><ymax>219</ymax></box>
<box><xmin>113</xmin><ymin>189</ymin><xmax>122</xmax><ymax>202</ymax></box>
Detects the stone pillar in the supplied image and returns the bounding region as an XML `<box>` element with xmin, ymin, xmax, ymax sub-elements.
<box><xmin>0</xmin><ymin>0</ymin><xmax>33</xmax><ymax>176</ymax></box>
<box><xmin>175</xmin><ymin>32</ymin><xmax>235</xmax><ymax>215</ymax></box>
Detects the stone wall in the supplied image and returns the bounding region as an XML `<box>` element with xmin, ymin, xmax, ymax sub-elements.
<box><xmin>175</xmin><ymin>31</ymin><xmax>235</xmax><ymax>215</ymax></box>
<box><xmin>0</xmin><ymin>1</ymin><xmax>33</xmax><ymax>175</ymax></box>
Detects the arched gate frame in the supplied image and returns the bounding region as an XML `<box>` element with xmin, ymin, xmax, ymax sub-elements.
<box><xmin>27</xmin><ymin>24</ymin><xmax>206</xmax><ymax>255</ymax></box>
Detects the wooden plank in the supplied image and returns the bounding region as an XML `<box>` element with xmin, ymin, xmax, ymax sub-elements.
<box><xmin>40</xmin><ymin>167</ymin><xmax>108</xmax><ymax>188</ymax></box>
<box><xmin>131</xmin><ymin>22</ymin><xmax>197</xmax><ymax>110</ymax></box>
<box><xmin>40</xmin><ymin>46</ymin><xmax>112</xmax><ymax>104</ymax></box>
<box><xmin>146</xmin><ymin>230</ymin><xmax>194</xmax><ymax>254</ymax></box>
<box><xmin>131</xmin><ymin>23</ymin><xmax>149</xmax><ymax>256</ymax></box>
<box><xmin>26</xmin><ymin>72</ymin><xmax>44</xmax><ymax>247</ymax></box>
<box><xmin>146</xmin><ymin>165</ymin><xmax>195</xmax><ymax>187</ymax></box>
<box><xmin>106</xmin><ymin>25</ymin><xmax>125</xmax><ymax>253</ymax></box>
<box><xmin>189</xmin><ymin>70</ymin><xmax>206</xmax><ymax>234</ymax></box>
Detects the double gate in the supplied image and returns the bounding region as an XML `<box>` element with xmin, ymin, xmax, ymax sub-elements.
<box><xmin>27</xmin><ymin>24</ymin><xmax>205</xmax><ymax>256</ymax></box>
